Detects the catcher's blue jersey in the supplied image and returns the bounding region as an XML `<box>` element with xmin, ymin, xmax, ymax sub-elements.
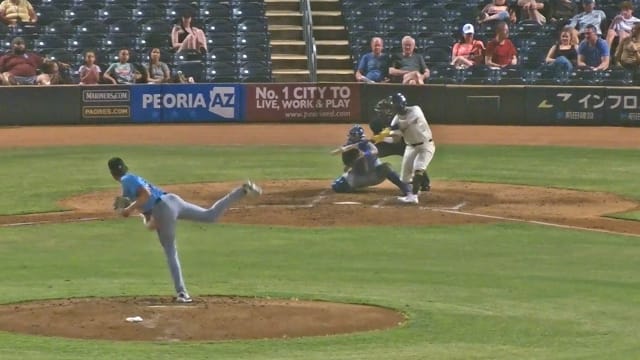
<box><xmin>121</xmin><ymin>173</ymin><xmax>165</xmax><ymax>213</ymax></box>
<box><xmin>348</xmin><ymin>139</ymin><xmax>381</xmax><ymax>175</ymax></box>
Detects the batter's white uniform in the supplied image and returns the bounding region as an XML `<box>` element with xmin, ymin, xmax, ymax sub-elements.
<box><xmin>390</xmin><ymin>105</ymin><xmax>435</xmax><ymax>183</ymax></box>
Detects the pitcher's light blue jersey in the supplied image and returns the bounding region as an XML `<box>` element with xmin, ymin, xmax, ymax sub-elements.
<box><xmin>120</xmin><ymin>173</ymin><xmax>165</xmax><ymax>213</ymax></box>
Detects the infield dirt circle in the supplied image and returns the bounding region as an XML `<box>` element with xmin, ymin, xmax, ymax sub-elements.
<box><xmin>0</xmin><ymin>124</ymin><xmax>638</xmax><ymax>342</ymax></box>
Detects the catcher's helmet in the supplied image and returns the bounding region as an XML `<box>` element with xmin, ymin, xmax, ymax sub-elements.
<box><xmin>347</xmin><ymin>124</ymin><xmax>365</xmax><ymax>144</ymax></box>
<box><xmin>391</xmin><ymin>92</ymin><xmax>407</xmax><ymax>114</ymax></box>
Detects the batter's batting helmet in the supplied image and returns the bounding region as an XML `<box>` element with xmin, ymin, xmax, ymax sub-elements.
<box><xmin>391</xmin><ymin>93</ymin><xmax>407</xmax><ymax>114</ymax></box>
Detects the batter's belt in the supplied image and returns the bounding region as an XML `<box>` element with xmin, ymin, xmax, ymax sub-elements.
<box><xmin>408</xmin><ymin>139</ymin><xmax>433</xmax><ymax>147</ymax></box>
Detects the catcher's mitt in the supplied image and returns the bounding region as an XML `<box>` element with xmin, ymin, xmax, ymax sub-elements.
<box><xmin>113</xmin><ymin>196</ymin><xmax>132</xmax><ymax>213</ymax></box>
<box><xmin>374</xmin><ymin>96</ymin><xmax>395</xmax><ymax>118</ymax></box>
<box><xmin>341</xmin><ymin>148</ymin><xmax>361</xmax><ymax>168</ymax></box>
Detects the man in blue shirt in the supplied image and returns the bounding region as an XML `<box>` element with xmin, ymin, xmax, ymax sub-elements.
<box><xmin>577</xmin><ymin>24</ymin><xmax>610</xmax><ymax>70</ymax></box>
<box><xmin>108</xmin><ymin>157</ymin><xmax>262</xmax><ymax>303</ymax></box>
<box><xmin>355</xmin><ymin>37</ymin><xmax>389</xmax><ymax>83</ymax></box>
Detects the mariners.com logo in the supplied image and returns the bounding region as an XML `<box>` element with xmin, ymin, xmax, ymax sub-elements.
<box><xmin>141</xmin><ymin>86</ymin><xmax>236</xmax><ymax>118</ymax></box>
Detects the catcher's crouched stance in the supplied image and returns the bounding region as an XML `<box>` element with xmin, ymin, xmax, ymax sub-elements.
<box><xmin>330</xmin><ymin>125</ymin><xmax>410</xmax><ymax>195</ymax></box>
<box><xmin>108</xmin><ymin>157</ymin><xmax>263</xmax><ymax>303</ymax></box>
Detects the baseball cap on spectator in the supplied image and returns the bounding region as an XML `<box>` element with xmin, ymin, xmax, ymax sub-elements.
<box><xmin>462</xmin><ymin>24</ymin><xmax>474</xmax><ymax>34</ymax></box>
<box><xmin>11</xmin><ymin>37</ymin><xmax>25</xmax><ymax>45</ymax></box>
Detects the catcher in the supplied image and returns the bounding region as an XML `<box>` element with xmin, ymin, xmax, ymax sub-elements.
<box><xmin>371</xmin><ymin>94</ymin><xmax>432</xmax><ymax>192</ymax></box>
<box><xmin>330</xmin><ymin>125</ymin><xmax>410</xmax><ymax>195</ymax></box>
<box><xmin>108</xmin><ymin>157</ymin><xmax>262</xmax><ymax>303</ymax></box>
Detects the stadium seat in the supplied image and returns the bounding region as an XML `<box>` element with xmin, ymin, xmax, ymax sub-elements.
<box><xmin>68</xmin><ymin>34</ymin><xmax>102</xmax><ymax>53</ymax></box>
<box><xmin>43</xmin><ymin>0</ymin><xmax>71</xmax><ymax>10</ymax></box>
<box><xmin>205</xmin><ymin>18</ymin><xmax>235</xmax><ymax>33</ymax></box>
<box><xmin>99</xmin><ymin>5</ymin><xmax>132</xmax><ymax>24</ymax></box>
<box><xmin>519</xmin><ymin>47</ymin><xmax>547</xmax><ymax>69</ymax></box>
<box><xmin>75</xmin><ymin>0</ymin><xmax>105</xmax><ymax>10</ymax></box>
<box><xmin>423</xmin><ymin>47</ymin><xmax>451</xmax><ymax>67</ymax></box>
<box><xmin>206</xmin><ymin>33</ymin><xmax>235</xmax><ymax>48</ymax></box>
<box><xmin>109</xmin><ymin>19</ymin><xmax>139</xmax><ymax>35</ymax></box>
<box><xmin>34</xmin><ymin>34</ymin><xmax>67</xmax><ymax>52</ymax></box>
<box><xmin>237</xmin><ymin>18</ymin><xmax>267</xmax><ymax>33</ymax></box>
<box><xmin>76</xmin><ymin>20</ymin><xmax>108</xmax><ymax>36</ymax></box>
<box><xmin>175</xmin><ymin>48</ymin><xmax>204</xmax><ymax>62</ymax></box>
<box><xmin>133</xmin><ymin>4</ymin><xmax>164</xmax><ymax>23</ymax></box>
<box><xmin>35</xmin><ymin>5</ymin><xmax>63</xmax><ymax>26</ymax></box>
<box><xmin>207</xmin><ymin>46</ymin><xmax>236</xmax><ymax>63</ymax></box>
<box><xmin>105</xmin><ymin>0</ymin><xmax>136</xmax><ymax>9</ymax></box>
<box><xmin>46</xmin><ymin>48</ymin><xmax>75</xmax><ymax>64</ymax></box>
<box><xmin>494</xmin><ymin>66</ymin><xmax>526</xmax><ymax>85</ymax></box>
<box><xmin>174</xmin><ymin>61</ymin><xmax>205</xmax><ymax>82</ymax></box>
<box><xmin>600</xmin><ymin>68</ymin><xmax>634</xmax><ymax>86</ymax></box>
<box><xmin>45</xmin><ymin>20</ymin><xmax>75</xmax><ymax>37</ymax></box>
<box><xmin>102</xmin><ymin>33</ymin><xmax>136</xmax><ymax>49</ymax></box>
<box><xmin>207</xmin><ymin>61</ymin><xmax>237</xmax><ymax>82</ymax></box>
<box><xmin>64</xmin><ymin>5</ymin><xmax>98</xmax><ymax>25</ymax></box>
<box><xmin>201</xmin><ymin>3</ymin><xmax>231</xmax><ymax>19</ymax></box>
<box><xmin>235</xmin><ymin>33</ymin><xmax>269</xmax><ymax>50</ymax></box>
<box><xmin>237</xmin><ymin>47</ymin><xmax>269</xmax><ymax>63</ymax></box>
<box><xmin>568</xmin><ymin>69</ymin><xmax>603</xmax><ymax>86</ymax></box>
<box><xmin>232</xmin><ymin>2</ymin><xmax>265</xmax><ymax>19</ymax></box>
<box><xmin>238</xmin><ymin>62</ymin><xmax>272</xmax><ymax>82</ymax></box>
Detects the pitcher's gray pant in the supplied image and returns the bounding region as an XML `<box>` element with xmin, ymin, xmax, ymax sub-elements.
<box><xmin>151</xmin><ymin>187</ymin><xmax>246</xmax><ymax>294</ymax></box>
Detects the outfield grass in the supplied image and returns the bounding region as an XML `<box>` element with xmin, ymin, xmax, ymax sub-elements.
<box><xmin>0</xmin><ymin>144</ymin><xmax>639</xmax><ymax>359</ymax></box>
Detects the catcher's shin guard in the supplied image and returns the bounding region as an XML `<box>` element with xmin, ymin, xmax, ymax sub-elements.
<box><xmin>378</xmin><ymin>163</ymin><xmax>410</xmax><ymax>195</ymax></box>
<box><xmin>331</xmin><ymin>176</ymin><xmax>352</xmax><ymax>193</ymax></box>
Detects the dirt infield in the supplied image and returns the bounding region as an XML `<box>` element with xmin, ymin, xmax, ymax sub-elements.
<box><xmin>0</xmin><ymin>124</ymin><xmax>638</xmax><ymax>342</ymax></box>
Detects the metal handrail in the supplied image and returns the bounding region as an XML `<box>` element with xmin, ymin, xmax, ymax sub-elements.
<box><xmin>300</xmin><ymin>0</ymin><xmax>317</xmax><ymax>82</ymax></box>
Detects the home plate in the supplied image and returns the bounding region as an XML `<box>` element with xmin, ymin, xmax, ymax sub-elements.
<box><xmin>333</xmin><ymin>201</ymin><xmax>362</xmax><ymax>205</ymax></box>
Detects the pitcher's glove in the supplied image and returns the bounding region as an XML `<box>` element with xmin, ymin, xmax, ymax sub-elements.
<box><xmin>113</xmin><ymin>196</ymin><xmax>132</xmax><ymax>214</ymax></box>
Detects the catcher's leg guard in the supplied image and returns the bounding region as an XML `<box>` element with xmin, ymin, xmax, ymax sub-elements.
<box><xmin>377</xmin><ymin>163</ymin><xmax>410</xmax><ymax>195</ymax></box>
<box><xmin>331</xmin><ymin>175</ymin><xmax>353</xmax><ymax>193</ymax></box>
<box><xmin>411</xmin><ymin>170</ymin><xmax>426</xmax><ymax>195</ymax></box>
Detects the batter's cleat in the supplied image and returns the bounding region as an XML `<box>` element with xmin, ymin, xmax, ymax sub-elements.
<box><xmin>397</xmin><ymin>194</ymin><xmax>419</xmax><ymax>204</ymax></box>
<box><xmin>176</xmin><ymin>292</ymin><xmax>193</xmax><ymax>303</ymax></box>
<box><xmin>242</xmin><ymin>180</ymin><xmax>263</xmax><ymax>196</ymax></box>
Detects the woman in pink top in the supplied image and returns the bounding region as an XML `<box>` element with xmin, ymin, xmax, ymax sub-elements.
<box><xmin>451</xmin><ymin>24</ymin><xmax>485</xmax><ymax>69</ymax></box>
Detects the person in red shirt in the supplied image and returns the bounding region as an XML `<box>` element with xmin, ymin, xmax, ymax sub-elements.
<box><xmin>0</xmin><ymin>37</ymin><xmax>50</xmax><ymax>85</ymax></box>
<box><xmin>485</xmin><ymin>21</ymin><xmax>518</xmax><ymax>68</ymax></box>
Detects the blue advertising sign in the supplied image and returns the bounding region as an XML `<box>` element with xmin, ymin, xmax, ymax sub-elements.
<box><xmin>131</xmin><ymin>84</ymin><xmax>245</xmax><ymax>123</ymax></box>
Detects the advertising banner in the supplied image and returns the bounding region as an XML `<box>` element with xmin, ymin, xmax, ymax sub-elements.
<box><xmin>81</xmin><ymin>86</ymin><xmax>131</xmax><ymax>122</ymax></box>
<box><xmin>245</xmin><ymin>83</ymin><xmax>360</xmax><ymax>122</ymax></box>
<box><xmin>525</xmin><ymin>86</ymin><xmax>607</xmax><ymax>125</ymax></box>
<box><xmin>131</xmin><ymin>84</ymin><xmax>244</xmax><ymax>123</ymax></box>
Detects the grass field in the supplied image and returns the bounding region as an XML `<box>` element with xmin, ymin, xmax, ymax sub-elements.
<box><xmin>0</xmin><ymin>144</ymin><xmax>639</xmax><ymax>359</ymax></box>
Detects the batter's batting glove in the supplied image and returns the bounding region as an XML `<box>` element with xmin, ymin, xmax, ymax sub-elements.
<box><xmin>372</xmin><ymin>127</ymin><xmax>392</xmax><ymax>143</ymax></box>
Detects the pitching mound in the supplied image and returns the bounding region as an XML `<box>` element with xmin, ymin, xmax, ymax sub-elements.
<box><xmin>0</xmin><ymin>296</ymin><xmax>405</xmax><ymax>341</ymax></box>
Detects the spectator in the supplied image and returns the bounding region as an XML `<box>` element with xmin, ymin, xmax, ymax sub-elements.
<box><xmin>103</xmin><ymin>48</ymin><xmax>142</xmax><ymax>84</ymax></box>
<box><xmin>0</xmin><ymin>0</ymin><xmax>36</xmax><ymax>27</ymax></box>
<box><xmin>355</xmin><ymin>37</ymin><xmax>388</xmax><ymax>83</ymax></box>
<box><xmin>568</xmin><ymin>0</ymin><xmax>607</xmax><ymax>35</ymax></box>
<box><xmin>39</xmin><ymin>60</ymin><xmax>71</xmax><ymax>85</ymax></box>
<box><xmin>548</xmin><ymin>0</ymin><xmax>578</xmax><ymax>25</ymax></box>
<box><xmin>543</xmin><ymin>26</ymin><xmax>579</xmax><ymax>75</ymax></box>
<box><xmin>451</xmin><ymin>23</ymin><xmax>485</xmax><ymax>69</ymax></box>
<box><xmin>577</xmin><ymin>24</ymin><xmax>610</xmax><ymax>70</ymax></box>
<box><xmin>605</xmin><ymin>1</ymin><xmax>640</xmax><ymax>49</ymax></box>
<box><xmin>145</xmin><ymin>48</ymin><xmax>171</xmax><ymax>84</ymax></box>
<box><xmin>78</xmin><ymin>50</ymin><xmax>101</xmax><ymax>85</ymax></box>
<box><xmin>388</xmin><ymin>35</ymin><xmax>430</xmax><ymax>85</ymax></box>
<box><xmin>171</xmin><ymin>7</ymin><xmax>207</xmax><ymax>55</ymax></box>
<box><xmin>0</xmin><ymin>37</ymin><xmax>49</xmax><ymax>85</ymax></box>
<box><xmin>614</xmin><ymin>23</ymin><xmax>640</xmax><ymax>78</ymax></box>
<box><xmin>478</xmin><ymin>0</ymin><xmax>517</xmax><ymax>26</ymax></box>
<box><xmin>516</xmin><ymin>0</ymin><xmax>546</xmax><ymax>25</ymax></box>
<box><xmin>485</xmin><ymin>21</ymin><xmax>518</xmax><ymax>68</ymax></box>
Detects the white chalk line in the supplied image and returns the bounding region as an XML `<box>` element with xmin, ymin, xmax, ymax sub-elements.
<box><xmin>0</xmin><ymin>216</ymin><xmax>101</xmax><ymax>227</ymax></box>
<box><xmin>429</xmin><ymin>208</ymin><xmax>640</xmax><ymax>238</ymax></box>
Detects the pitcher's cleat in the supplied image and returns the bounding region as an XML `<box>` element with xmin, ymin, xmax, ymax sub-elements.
<box><xmin>242</xmin><ymin>180</ymin><xmax>263</xmax><ymax>196</ymax></box>
<box><xmin>176</xmin><ymin>292</ymin><xmax>193</xmax><ymax>303</ymax></box>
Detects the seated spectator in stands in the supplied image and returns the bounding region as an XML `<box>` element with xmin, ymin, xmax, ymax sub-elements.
<box><xmin>78</xmin><ymin>50</ymin><xmax>101</xmax><ymax>85</ymax></box>
<box><xmin>605</xmin><ymin>1</ymin><xmax>640</xmax><ymax>49</ymax></box>
<box><xmin>568</xmin><ymin>0</ymin><xmax>607</xmax><ymax>35</ymax></box>
<box><xmin>171</xmin><ymin>8</ymin><xmax>207</xmax><ymax>55</ymax></box>
<box><xmin>103</xmin><ymin>48</ymin><xmax>142</xmax><ymax>84</ymax></box>
<box><xmin>614</xmin><ymin>23</ymin><xmax>640</xmax><ymax>76</ymax></box>
<box><xmin>0</xmin><ymin>37</ymin><xmax>49</xmax><ymax>85</ymax></box>
<box><xmin>478</xmin><ymin>0</ymin><xmax>517</xmax><ymax>26</ymax></box>
<box><xmin>0</xmin><ymin>0</ymin><xmax>36</xmax><ymax>27</ymax></box>
<box><xmin>450</xmin><ymin>23</ymin><xmax>485</xmax><ymax>69</ymax></box>
<box><xmin>543</xmin><ymin>26</ymin><xmax>579</xmax><ymax>74</ymax></box>
<box><xmin>388</xmin><ymin>35</ymin><xmax>429</xmax><ymax>85</ymax></box>
<box><xmin>485</xmin><ymin>21</ymin><xmax>518</xmax><ymax>68</ymax></box>
<box><xmin>577</xmin><ymin>24</ymin><xmax>610</xmax><ymax>70</ymax></box>
<box><xmin>39</xmin><ymin>60</ymin><xmax>72</xmax><ymax>85</ymax></box>
<box><xmin>145</xmin><ymin>48</ymin><xmax>171</xmax><ymax>84</ymax></box>
<box><xmin>516</xmin><ymin>0</ymin><xmax>546</xmax><ymax>25</ymax></box>
<box><xmin>548</xmin><ymin>0</ymin><xmax>578</xmax><ymax>25</ymax></box>
<box><xmin>355</xmin><ymin>37</ymin><xmax>388</xmax><ymax>83</ymax></box>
